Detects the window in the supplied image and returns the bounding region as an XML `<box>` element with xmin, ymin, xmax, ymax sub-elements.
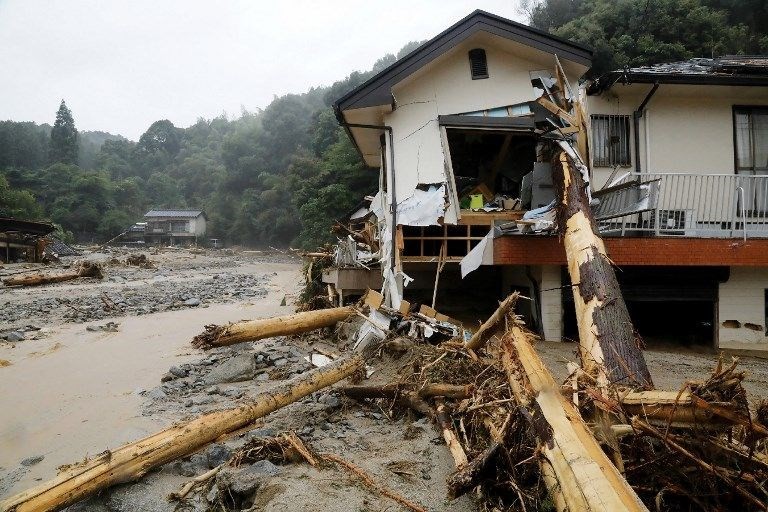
<box><xmin>468</xmin><ymin>48</ymin><xmax>488</xmax><ymax>80</ymax></box>
<box><xmin>171</xmin><ymin>220</ymin><xmax>189</xmax><ymax>233</ymax></box>
<box><xmin>735</xmin><ymin>107</ymin><xmax>768</xmax><ymax>173</ymax></box>
<box><xmin>591</xmin><ymin>115</ymin><xmax>631</xmax><ymax>167</ymax></box>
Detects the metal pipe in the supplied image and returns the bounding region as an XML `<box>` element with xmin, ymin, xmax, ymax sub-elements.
<box><xmin>633</xmin><ymin>82</ymin><xmax>659</xmax><ymax>172</ymax></box>
<box><xmin>334</xmin><ymin>120</ymin><xmax>398</xmax><ymax>276</ymax></box>
<box><xmin>737</xmin><ymin>185</ymin><xmax>747</xmax><ymax>241</ymax></box>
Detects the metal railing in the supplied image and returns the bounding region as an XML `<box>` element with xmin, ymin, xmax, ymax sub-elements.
<box><xmin>597</xmin><ymin>172</ymin><xmax>768</xmax><ymax>239</ymax></box>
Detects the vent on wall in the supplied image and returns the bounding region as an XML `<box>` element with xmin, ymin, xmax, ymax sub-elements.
<box><xmin>468</xmin><ymin>48</ymin><xmax>489</xmax><ymax>80</ymax></box>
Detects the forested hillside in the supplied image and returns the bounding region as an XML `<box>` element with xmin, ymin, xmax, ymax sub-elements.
<box><xmin>2</xmin><ymin>0</ymin><xmax>766</xmax><ymax>247</ymax></box>
<box><xmin>0</xmin><ymin>42</ymin><xmax>421</xmax><ymax>247</ymax></box>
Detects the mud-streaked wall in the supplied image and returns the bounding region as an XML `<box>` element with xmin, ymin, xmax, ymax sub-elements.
<box><xmin>718</xmin><ymin>266</ymin><xmax>768</xmax><ymax>346</ymax></box>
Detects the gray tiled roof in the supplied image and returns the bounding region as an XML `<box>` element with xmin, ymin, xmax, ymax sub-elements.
<box><xmin>144</xmin><ymin>209</ymin><xmax>204</xmax><ymax>218</ymax></box>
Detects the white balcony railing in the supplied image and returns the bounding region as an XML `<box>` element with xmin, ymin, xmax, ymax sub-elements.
<box><xmin>596</xmin><ymin>172</ymin><xmax>768</xmax><ymax>239</ymax></box>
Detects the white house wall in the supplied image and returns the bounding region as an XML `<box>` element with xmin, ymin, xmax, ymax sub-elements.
<box><xmin>587</xmin><ymin>84</ymin><xmax>768</xmax><ymax>188</ymax></box>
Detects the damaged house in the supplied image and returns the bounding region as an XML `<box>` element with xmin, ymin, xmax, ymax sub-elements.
<box><xmin>330</xmin><ymin>10</ymin><xmax>768</xmax><ymax>350</ymax></box>
<box><xmin>143</xmin><ymin>209</ymin><xmax>207</xmax><ymax>246</ymax></box>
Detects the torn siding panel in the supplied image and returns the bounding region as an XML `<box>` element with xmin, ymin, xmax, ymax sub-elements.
<box><xmin>396</xmin><ymin>185</ymin><xmax>447</xmax><ymax>226</ymax></box>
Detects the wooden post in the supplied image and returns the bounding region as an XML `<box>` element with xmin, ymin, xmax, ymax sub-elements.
<box><xmin>552</xmin><ymin>150</ymin><xmax>652</xmax><ymax>390</ymax></box>
<box><xmin>0</xmin><ymin>355</ymin><xmax>364</xmax><ymax>512</ymax></box>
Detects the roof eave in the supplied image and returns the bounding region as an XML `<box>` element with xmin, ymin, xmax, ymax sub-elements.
<box><xmin>333</xmin><ymin>10</ymin><xmax>593</xmax><ymax>113</ymax></box>
<box><xmin>589</xmin><ymin>71</ymin><xmax>768</xmax><ymax>94</ymax></box>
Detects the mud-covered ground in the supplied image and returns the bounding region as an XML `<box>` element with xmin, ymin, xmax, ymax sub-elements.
<box><xmin>2</xmin><ymin>248</ymin><xmax>768</xmax><ymax>512</ymax></box>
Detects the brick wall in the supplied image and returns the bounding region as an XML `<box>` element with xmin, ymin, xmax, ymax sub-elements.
<box><xmin>493</xmin><ymin>236</ymin><xmax>768</xmax><ymax>267</ymax></box>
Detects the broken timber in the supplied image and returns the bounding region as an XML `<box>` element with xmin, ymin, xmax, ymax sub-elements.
<box><xmin>192</xmin><ymin>306</ymin><xmax>356</xmax><ymax>349</ymax></box>
<box><xmin>500</xmin><ymin>323</ymin><xmax>649</xmax><ymax>511</ymax></box>
<box><xmin>552</xmin><ymin>150</ymin><xmax>652</xmax><ymax>390</ymax></box>
<box><xmin>0</xmin><ymin>355</ymin><xmax>364</xmax><ymax>512</ymax></box>
<box><xmin>464</xmin><ymin>292</ymin><xmax>519</xmax><ymax>350</ymax></box>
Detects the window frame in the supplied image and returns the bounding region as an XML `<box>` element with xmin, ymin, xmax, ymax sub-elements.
<box><xmin>590</xmin><ymin>114</ymin><xmax>632</xmax><ymax>168</ymax></box>
<box><xmin>733</xmin><ymin>105</ymin><xmax>768</xmax><ymax>174</ymax></box>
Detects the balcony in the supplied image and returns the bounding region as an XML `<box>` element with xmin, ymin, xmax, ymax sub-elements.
<box><xmin>596</xmin><ymin>173</ymin><xmax>768</xmax><ymax>239</ymax></box>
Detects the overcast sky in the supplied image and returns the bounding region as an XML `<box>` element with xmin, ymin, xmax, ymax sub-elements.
<box><xmin>0</xmin><ymin>1</ymin><xmax>524</xmax><ymax>140</ymax></box>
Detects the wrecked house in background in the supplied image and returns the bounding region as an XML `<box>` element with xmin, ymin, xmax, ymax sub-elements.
<box><xmin>143</xmin><ymin>209</ymin><xmax>207</xmax><ymax>246</ymax></box>
<box><xmin>328</xmin><ymin>9</ymin><xmax>768</xmax><ymax>351</ymax></box>
<box><xmin>0</xmin><ymin>217</ymin><xmax>55</xmax><ymax>263</ymax></box>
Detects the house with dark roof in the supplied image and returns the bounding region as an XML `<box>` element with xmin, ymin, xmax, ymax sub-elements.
<box><xmin>333</xmin><ymin>10</ymin><xmax>768</xmax><ymax>350</ymax></box>
<box><xmin>142</xmin><ymin>209</ymin><xmax>207</xmax><ymax>246</ymax></box>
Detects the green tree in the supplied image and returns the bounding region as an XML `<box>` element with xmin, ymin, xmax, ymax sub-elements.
<box><xmin>49</xmin><ymin>100</ymin><xmax>79</xmax><ymax>164</ymax></box>
<box><xmin>528</xmin><ymin>0</ymin><xmax>758</xmax><ymax>76</ymax></box>
<box><xmin>0</xmin><ymin>175</ymin><xmax>42</xmax><ymax>219</ymax></box>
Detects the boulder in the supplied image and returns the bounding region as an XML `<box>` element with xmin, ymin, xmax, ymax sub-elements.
<box><xmin>204</xmin><ymin>354</ymin><xmax>256</xmax><ymax>385</ymax></box>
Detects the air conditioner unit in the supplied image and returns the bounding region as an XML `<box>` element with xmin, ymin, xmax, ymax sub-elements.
<box><xmin>657</xmin><ymin>209</ymin><xmax>697</xmax><ymax>236</ymax></box>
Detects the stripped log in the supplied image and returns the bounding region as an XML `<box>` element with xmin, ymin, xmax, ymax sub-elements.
<box><xmin>3</xmin><ymin>261</ymin><xmax>103</xmax><ymax>287</ymax></box>
<box><xmin>552</xmin><ymin>149</ymin><xmax>652</xmax><ymax>390</ymax></box>
<box><xmin>465</xmin><ymin>292</ymin><xmax>519</xmax><ymax>350</ymax></box>
<box><xmin>436</xmin><ymin>399</ymin><xmax>468</xmax><ymax>469</ymax></box>
<box><xmin>192</xmin><ymin>306</ymin><xmax>356</xmax><ymax>349</ymax></box>
<box><xmin>0</xmin><ymin>355</ymin><xmax>364</xmax><ymax>512</ymax></box>
<box><xmin>500</xmin><ymin>323</ymin><xmax>649</xmax><ymax>511</ymax></box>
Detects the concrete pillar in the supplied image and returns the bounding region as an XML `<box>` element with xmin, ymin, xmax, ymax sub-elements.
<box><xmin>539</xmin><ymin>265</ymin><xmax>563</xmax><ymax>341</ymax></box>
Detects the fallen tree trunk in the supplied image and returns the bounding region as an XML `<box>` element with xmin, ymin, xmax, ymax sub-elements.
<box><xmin>3</xmin><ymin>261</ymin><xmax>103</xmax><ymax>287</ymax></box>
<box><xmin>0</xmin><ymin>354</ymin><xmax>364</xmax><ymax>512</ymax></box>
<box><xmin>500</xmin><ymin>323</ymin><xmax>649</xmax><ymax>512</ymax></box>
<box><xmin>192</xmin><ymin>306</ymin><xmax>356</xmax><ymax>349</ymax></box>
<box><xmin>339</xmin><ymin>383</ymin><xmax>473</xmax><ymax>400</ymax></box>
<box><xmin>465</xmin><ymin>292</ymin><xmax>518</xmax><ymax>350</ymax></box>
<box><xmin>552</xmin><ymin>150</ymin><xmax>652</xmax><ymax>390</ymax></box>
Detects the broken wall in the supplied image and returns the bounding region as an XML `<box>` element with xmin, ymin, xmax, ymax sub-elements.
<box><xmin>385</xmin><ymin>36</ymin><xmax>583</xmax><ymax>224</ymax></box>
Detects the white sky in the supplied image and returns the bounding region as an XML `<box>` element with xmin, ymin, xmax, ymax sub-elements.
<box><xmin>0</xmin><ymin>0</ymin><xmax>524</xmax><ymax>140</ymax></box>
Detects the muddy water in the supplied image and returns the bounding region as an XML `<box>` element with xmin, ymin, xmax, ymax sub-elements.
<box><xmin>0</xmin><ymin>261</ymin><xmax>301</xmax><ymax>498</ymax></box>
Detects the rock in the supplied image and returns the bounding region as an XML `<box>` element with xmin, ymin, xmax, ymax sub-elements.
<box><xmin>324</xmin><ymin>396</ymin><xmax>342</xmax><ymax>409</ymax></box>
<box><xmin>205</xmin><ymin>354</ymin><xmax>256</xmax><ymax>385</ymax></box>
<box><xmin>222</xmin><ymin>387</ymin><xmax>244</xmax><ymax>398</ymax></box>
<box><xmin>160</xmin><ymin>373</ymin><xmax>174</xmax><ymax>383</ymax></box>
<box><xmin>217</xmin><ymin>466</ymin><xmax>262</xmax><ymax>497</ymax></box>
<box><xmin>6</xmin><ymin>331</ymin><xmax>25</xmax><ymax>342</ymax></box>
<box><xmin>205</xmin><ymin>444</ymin><xmax>233</xmax><ymax>468</ymax></box>
<box><xmin>272</xmin><ymin>358</ymin><xmax>288</xmax><ymax>368</ymax></box>
<box><xmin>169</xmin><ymin>366</ymin><xmax>187</xmax><ymax>378</ymax></box>
<box><xmin>206</xmin><ymin>485</ymin><xmax>218</xmax><ymax>504</ymax></box>
<box><xmin>255</xmin><ymin>373</ymin><xmax>269</xmax><ymax>382</ymax></box>
<box><xmin>177</xmin><ymin>453</ymin><xmax>209</xmax><ymax>477</ymax></box>
<box><xmin>184</xmin><ymin>297</ymin><xmax>201</xmax><ymax>307</ymax></box>
<box><xmin>242</xmin><ymin>427</ymin><xmax>278</xmax><ymax>442</ymax></box>
<box><xmin>146</xmin><ymin>388</ymin><xmax>167</xmax><ymax>401</ymax></box>
<box><xmin>192</xmin><ymin>395</ymin><xmax>214</xmax><ymax>406</ymax></box>
<box><xmin>250</xmin><ymin>459</ymin><xmax>281</xmax><ymax>477</ymax></box>
<box><xmin>20</xmin><ymin>455</ymin><xmax>44</xmax><ymax>466</ymax></box>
